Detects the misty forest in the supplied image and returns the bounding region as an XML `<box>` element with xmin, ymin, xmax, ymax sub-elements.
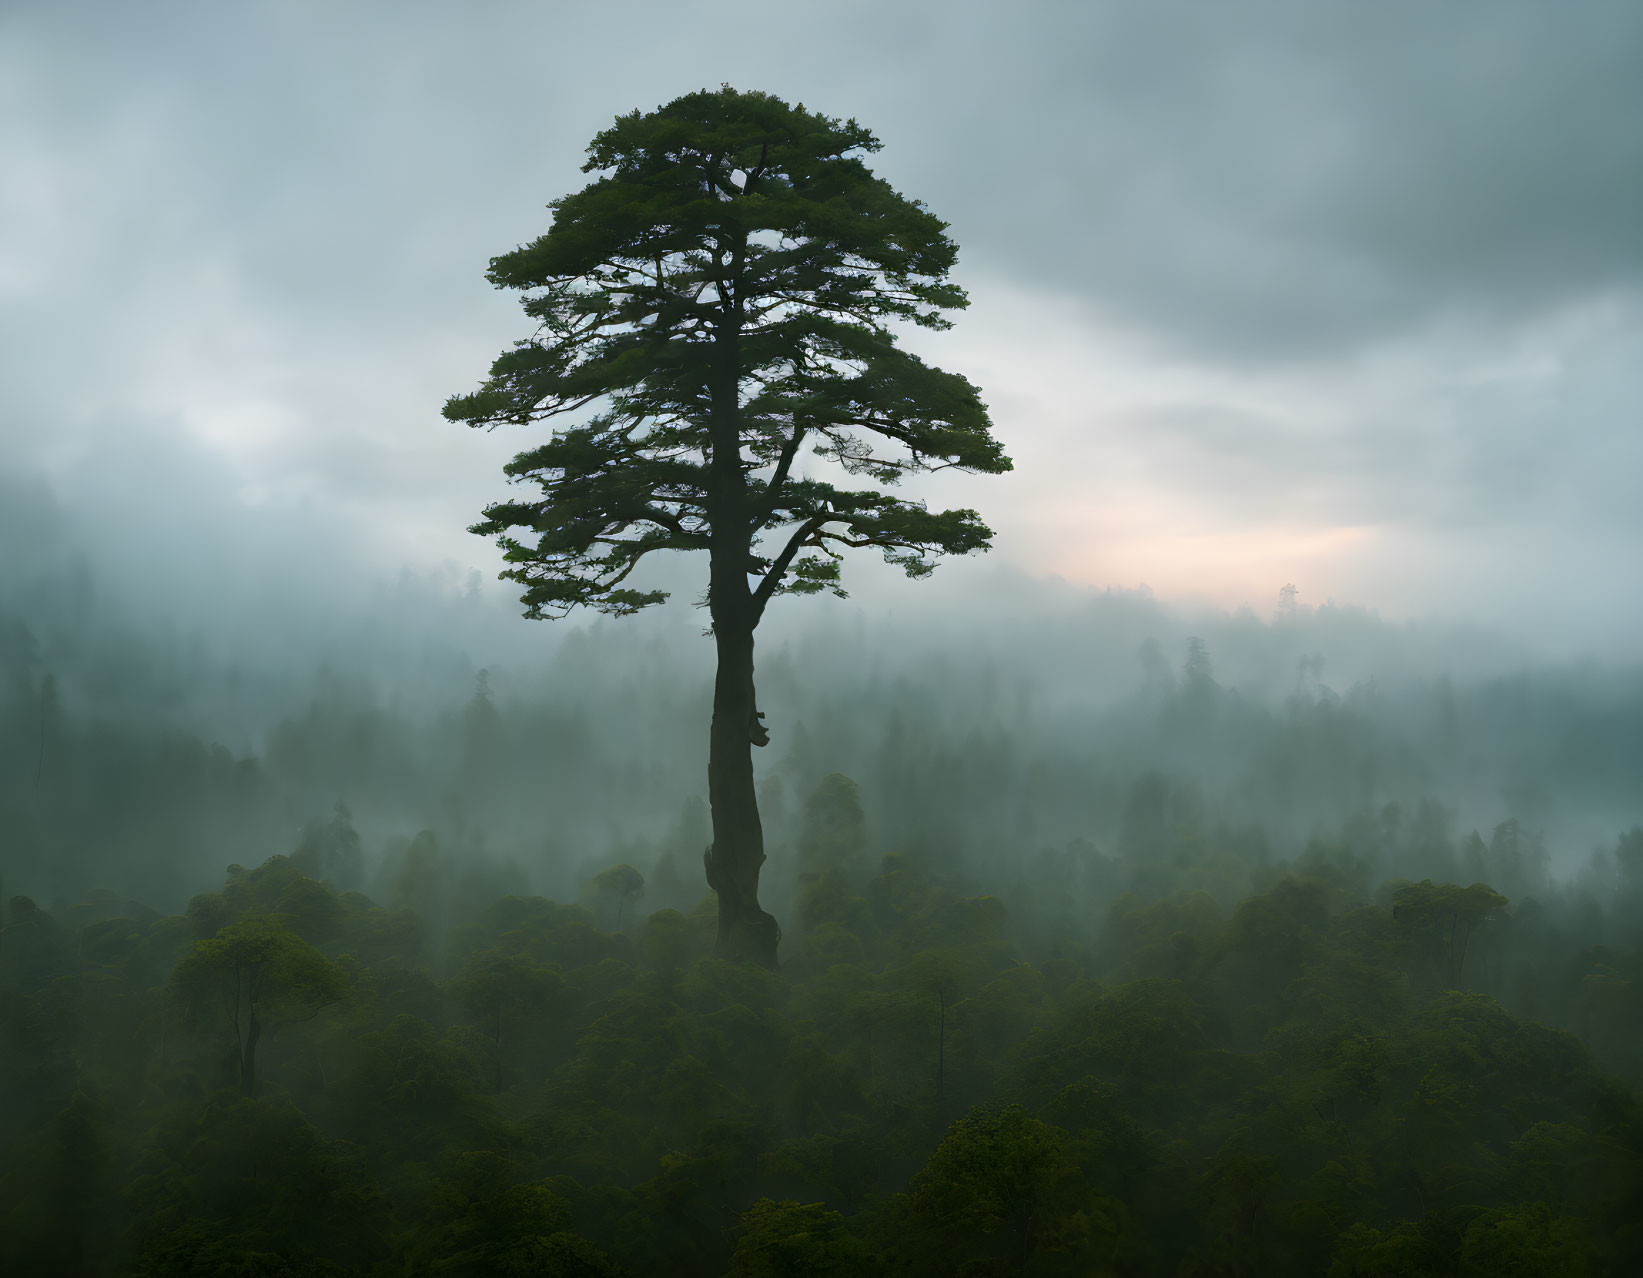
<box><xmin>5</xmin><ymin>79</ymin><xmax>1643</xmax><ymax>1278</ymax></box>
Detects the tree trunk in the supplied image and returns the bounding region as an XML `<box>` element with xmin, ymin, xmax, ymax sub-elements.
<box><xmin>702</xmin><ymin>255</ymin><xmax>778</xmax><ymax>969</ymax></box>
<box><xmin>704</xmin><ymin>614</ymin><xmax>779</xmax><ymax>966</ymax></box>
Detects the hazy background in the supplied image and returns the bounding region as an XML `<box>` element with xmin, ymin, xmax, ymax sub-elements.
<box><xmin>2</xmin><ymin>1</ymin><xmax>1639</xmax><ymax>911</ymax></box>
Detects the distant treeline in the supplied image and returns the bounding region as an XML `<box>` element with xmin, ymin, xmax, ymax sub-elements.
<box><xmin>3</xmin><ymin>578</ymin><xmax>1640</xmax><ymax>920</ymax></box>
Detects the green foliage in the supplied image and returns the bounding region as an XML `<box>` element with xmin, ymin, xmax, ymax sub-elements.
<box><xmin>289</xmin><ymin>802</ymin><xmax>364</xmax><ymax>893</ymax></box>
<box><xmin>126</xmin><ymin>1095</ymin><xmax>389</xmax><ymax>1273</ymax></box>
<box><xmin>170</xmin><ymin>915</ymin><xmax>346</xmax><ymax>1095</ymax></box>
<box><xmin>730</xmin><ymin>1198</ymin><xmax>879</xmax><ymax>1276</ymax></box>
<box><xmin>172</xmin><ymin>916</ymin><xmax>346</xmax><ymax>1018</ymax></box>
<box><xmin>3</xmin><ymin>787</ymin><xmax>1642</xmax><ymax>1274</ymax></box>
<box><xmin>798</xmin><ymin>774</ymin><xmax>868</xmax><ymax>877</ymax></box>
<box><xmin>1458</xmin><ymin>1202</ymin><xmax>1596</xmax><ymax>1275</ymax></box>
<box><xmin>451</xmin><ymin>949</ymin><xmax>569</xmax><ymax>1089</ymax></box>
<box><xmin>1392</xmin><ymin>879</ymin><xmax>1509</xmax><ymax>988</ymax></box>
<box><xmin>585</xmin><ymin>864</ymin><xmax>646</xmax><ymax>933</ymax></box>
<box><xmin>1328</xmin><ymin>1219</ymin><xmax>1448</xmax><ymax>1277</ymax></box>
<box><xmin>447</xmin><ymin>86</ymin><xmax>1009</xmax><ymax>620</ymax></box>
<box><xmin>406</xmin><ymin>1153</ymin><xmax>624</xmax><ymax>1276</ymax></box>
<box><xmin>880</xmin><ymin>1105</ymin><xmax>1086</xmax><ymax>1273</ymax></box>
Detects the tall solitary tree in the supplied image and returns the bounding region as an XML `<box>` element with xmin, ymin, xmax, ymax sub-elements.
<box><xmin>447</xmin><ymin>88</ymin><xmax>1010</xmax><ymax>966</ymax></box>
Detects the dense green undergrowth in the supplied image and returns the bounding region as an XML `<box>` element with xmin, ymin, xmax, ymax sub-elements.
<box><xmin>3</xmin><ymin>788</ymin><xmax>1641</xmax><ymax>1276</ymax></box>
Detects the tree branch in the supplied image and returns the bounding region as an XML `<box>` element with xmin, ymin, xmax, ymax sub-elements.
<box><xmin>751</xmin><ymin>515</ymin><xmax>830</xmax><ymax>621</ymax></box>
<box><xmin>756</xmin><ymin>425</ymin><xmax>807</xmax><ymax>521</ymax></box>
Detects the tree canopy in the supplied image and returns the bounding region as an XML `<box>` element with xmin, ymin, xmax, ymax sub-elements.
<box><xmin>445</xmin><ymin>86</ymin><xmax>1010</xmax><ymax>621</ymax></box>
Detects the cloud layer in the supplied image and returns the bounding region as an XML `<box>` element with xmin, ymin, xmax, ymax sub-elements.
<box><xmin>2</xmin><ymin>0</ymin><xmax>1638</xmax><ymax>655</ymax></box>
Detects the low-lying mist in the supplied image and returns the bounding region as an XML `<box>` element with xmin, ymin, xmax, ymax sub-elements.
<box><xmin>4</xmin><ymin>468</ymin><xmax>1638</xmax><ymax>940</ymax></box>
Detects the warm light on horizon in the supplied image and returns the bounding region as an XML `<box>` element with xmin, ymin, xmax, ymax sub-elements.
<box><xmin>1030</xmin><ymin>519</ymin><xmax>1379</xmax><ymax>612</ymax></box>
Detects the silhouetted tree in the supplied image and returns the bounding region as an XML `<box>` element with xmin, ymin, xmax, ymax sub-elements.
<box><xmin>448</xmin><ymin>87</ymin><xmax>1009</xmax><ymax>964</ymax></box>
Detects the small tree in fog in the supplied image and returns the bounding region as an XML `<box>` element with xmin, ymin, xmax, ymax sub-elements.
<box><xmin>1392</xmin><ymin>879</ymin><xmax>1509</xmax><ymax>988</ymax></box>
<box><xmin>170</xmin><ymin>916</ymin><xmax>345</xmax><ymax>1096</ymax></box>
<box><xmin>798</xmin><ymin>773</ymin><xmax>869</xmax><ymax>879</ymax></box>
<box><xmin>892</xmin><ymin>948</ymin><xmax>989</xmax><ymax>1106</ymax></box>
<box><xmin>589</xmin><ymin>862</ymin><xmax>646</xmax><ymax>932</ymax></box>
<box><xmin>448</xmin><ymin>88</ymin><xmax>1010</xmax><ymax>965</ymax></box>
<box><xmin>290</xmin><ymin>802</ymin><xmax>364</xmax><ymax>892</ymax></box>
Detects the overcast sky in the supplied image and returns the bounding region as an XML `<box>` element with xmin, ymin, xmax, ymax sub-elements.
<box><xmin>3</xmin><ymin>0</ymin><xmax>1639</xmax><ymax>657</ymax></box>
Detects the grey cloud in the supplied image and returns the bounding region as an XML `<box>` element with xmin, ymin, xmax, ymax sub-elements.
<box><xmin>915</xmin><ymin>1</ymin><xmax>1643</xmax><ymax>360</ymax></box>
<box><xmin>1130</xmin><ymin>315</ymin><xmax>1643</xmax><ymax>537</ymax></box>
<box><xmin>10</xmin><ymin>1</ymin><xmax>1636</xmax><ymax>366</ymax></box>
<box><xmin>2</xmin><ymin>0</ymin><xmax>1638</xmax><ymax>652</ymax></box>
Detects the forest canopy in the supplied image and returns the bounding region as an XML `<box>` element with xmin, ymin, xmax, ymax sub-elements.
<box><xmin>3</xmin><ymin>776</ymin><xmax>1641</xmax><ymax>1273</ymax></box>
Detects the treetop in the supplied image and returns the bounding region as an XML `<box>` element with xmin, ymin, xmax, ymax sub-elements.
<box><xmin>447</xmin><ymin>85</ymin><xmax>1010</xmax><ymax>621</ymax></box>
